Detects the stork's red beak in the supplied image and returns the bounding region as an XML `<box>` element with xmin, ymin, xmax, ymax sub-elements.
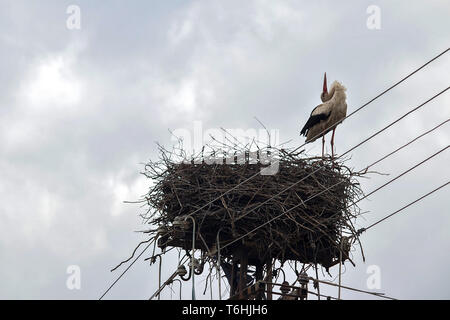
<box><xmin>323</xmin><ymin>72</ymin><xmax>328</xmax><ymax>95</ymax></box>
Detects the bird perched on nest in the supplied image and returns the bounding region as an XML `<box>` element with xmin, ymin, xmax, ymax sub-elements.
<box><xmin>300</xmin><ymin>73</ymin><xmax>347</xmax><ymax>157</ymax></box>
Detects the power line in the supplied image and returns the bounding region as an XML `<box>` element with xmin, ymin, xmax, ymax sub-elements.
<box><xmin>263</xmin><ymin>281</ymin><xmax>340</xmax><ymax>300</ymax></box>
<box><xmin>341</xmin><ymin>86</ymin><xmax>449</xmax><ymax>157</ymax></box>
<box><xmin>362</xmin><ymin>119</ymin><xmax>449</xmax><ymax>170</ymax></box>
<box><xmin>357</xmin><ymin>180</ymin><xmax>450</xmax><ymax>235</ymax></box>
<box><xmin>179</xmin><ymin>49</ymin><xmax>449</xmax><ymax>221</ymax></box>
<box><xmin>351</xmin><ymin>145</ymin><xmax>448</xmax><ymax>206</ymax></box>
<box><xmin>310</xmin><ymin>277</ymin><xmax>397</xmax><ymax>300</ymax></box>
<box><xmin>100</xmin><ymin>238</ymin><xmax>180</xmax><ymax>299</ymax></box>
<box><xmin>99</xmin><ymin>241</ymin><xmax>153</xmax><ymax>300</ymax></box>
<box><xmin>110</xmin><ymin>239</ymin><xmax>154</xmax><ymax>272</ymax></box>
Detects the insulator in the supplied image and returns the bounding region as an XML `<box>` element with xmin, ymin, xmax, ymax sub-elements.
<box><xmin>280</xmin><ymin>281</ymin><xmax>290</xmax><ymax>294</ymax></box>
<box><xmin>193</xmin><ymin>260</ymin><xmax>204</xmax><ymax>275</ymax></box>
<box><xmin>298</xmin><ymin>272</ymin><xmax>309</xmax><ymax>285</ymax></box>
<box><xmin>188</xmin><ymin>258</ymin><xmax>201</xmax><ymax>269</ymax></box>
<box><xmin>177</xmin><ymin>265</ymin><xmax>187</xmax><ymax>277</ymax></box>
<box><xmin>157</xmin><ymin>235</ymin><xmax>169</xmax><ymax>250</ymax></box>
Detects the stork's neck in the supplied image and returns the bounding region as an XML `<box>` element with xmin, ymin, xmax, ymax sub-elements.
<box><xmin>331</xmin><ymin>87</ymin><xmax>346</xmax><ymax>102</ymax></box>
<box><xmin>321</xmin><ymin>81</ymin><xmax>347</xmax><ymax>103</ymax></box>
<box><xmin>321</xmin><ymin>86</ymin><xmax>334</xmax><ymax>102</ymax></box>
<box><xmin>328</xmin><ymin>82</ymin><xmax>346</xmax><ymax>103</ymax></box>
<box><xmin>327</xmin><ymin>86</ymin><xmax>336</xmax><ymax>101</ymax></box>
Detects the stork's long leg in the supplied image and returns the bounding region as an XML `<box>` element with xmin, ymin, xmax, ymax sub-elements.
<box><xmin>322</xmin><ymin>135</ymin><xmax>325</xmax><ymax>158</ymax></box>
<box><xmin>331</xmin><ymin>128</ymin><xmax>336</xmax><ymax>158</ymax></box>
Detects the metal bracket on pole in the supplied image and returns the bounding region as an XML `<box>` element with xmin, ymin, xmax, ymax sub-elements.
<box><xmin>184</xmin><ymin>215</ymin><xmax>196</xmax><ymax>300</ymax></box>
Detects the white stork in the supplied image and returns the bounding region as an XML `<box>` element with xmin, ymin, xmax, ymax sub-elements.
<box><xmin>300</xmin><ymin>73</ymin><xmax>347</xmax><ymax>157</ymax></box>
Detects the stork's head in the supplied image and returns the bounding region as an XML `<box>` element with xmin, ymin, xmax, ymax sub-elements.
<box><xmin>320</xmin><ymin>72</ymin><xmax>329</xmax><ymax>102</ymax></box>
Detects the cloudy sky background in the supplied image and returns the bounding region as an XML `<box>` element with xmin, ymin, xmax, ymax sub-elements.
<box><xmin>0</xmin><ymin>0</ymin><xmax>449</xmax><ymax>299</ymax></box>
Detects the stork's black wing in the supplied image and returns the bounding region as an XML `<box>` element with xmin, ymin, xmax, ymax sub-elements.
<box><xmin>300</xmin><ymin>110</ymin><xmax>331</xmax><ymax>136</ymax></box>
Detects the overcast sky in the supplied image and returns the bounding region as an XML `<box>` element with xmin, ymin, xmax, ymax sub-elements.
<box><xmin>0</xmin><ymin>0</ymin><xmax>449</xmax><ymax>300</ymax></box>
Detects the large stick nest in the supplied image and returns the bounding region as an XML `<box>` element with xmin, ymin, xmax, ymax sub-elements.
<box><xmin>141</xmin><ymin>143</ymin><xmax>365</xmax><ymax>270</ymax></box>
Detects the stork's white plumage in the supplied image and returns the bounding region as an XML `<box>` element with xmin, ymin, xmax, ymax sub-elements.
<box><xmin>300</xmin><ymin>73</ymin><xmax>347</xmax><ymax>157</ymax></box>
